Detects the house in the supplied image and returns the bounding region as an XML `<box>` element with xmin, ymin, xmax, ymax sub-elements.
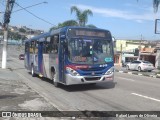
<box><xmin>114</xmin><ymin>39</ymin><xmax>154</xmax><ymax>66</ymax></box>
<box><xmin>9</xmin><ymin>26</ymin><xmax>19</xmax><ymax>32</ymax></box>
<box><xmin>139</xmin><ymin>48</ymin><xmax>156</xmax><ymax>66</ymax></box>
<box><xmin>116</xmin><ymin>39</ymin><xmax>146</xmax><ymax>52</ymax></box>
<box><xmin>139</xmin><ymin>42</ymin><xmax>160</xmax><ymax>68</ymax></box>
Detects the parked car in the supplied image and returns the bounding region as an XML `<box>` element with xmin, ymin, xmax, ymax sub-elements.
<box><xmin>19</xmin><ymin>54</ymin><xmax>24</xmax><ymax>60</ymax></box>
<box><xmin>126</xmin><ymin>60</ymin><xmax>154</xmax><ymax>72</ymax></box>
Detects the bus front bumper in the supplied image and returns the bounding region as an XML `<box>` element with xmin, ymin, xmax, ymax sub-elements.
<box><xmin>65</xmin><ymin>73</ymin><xmax>114</xmax><ymax>85</ymax></box>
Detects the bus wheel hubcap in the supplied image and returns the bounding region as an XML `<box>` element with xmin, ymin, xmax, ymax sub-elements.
<box><xmin>32</xmin><ymin>67</ymin><xmax>34</xmax><ymax>75</ymax></box>
<box><xmin>52</xmin><ymin>72</ymin><xmax>55</xmax><ymax>82</ymax></box>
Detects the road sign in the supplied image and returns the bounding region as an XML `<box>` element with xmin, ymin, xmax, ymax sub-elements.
<box><xmin>155</xmin><ymin>19</ymin><xmax>160</xmax><ymax>34</ymax></box>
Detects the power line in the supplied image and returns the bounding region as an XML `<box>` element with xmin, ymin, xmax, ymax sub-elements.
<box><xmin>13</xmin><ymin>1</ymin><xmax>47</xmax><ymax>13</ymax></box>
<box><xmin>1</xmin><ymin>1</ymin><xmax>48</xmax><ymax>13</ymax></box>
<box><xmin>15</xmin><ymin>2</ymin><xmax>54</xmax><ymax>26</ymax></box>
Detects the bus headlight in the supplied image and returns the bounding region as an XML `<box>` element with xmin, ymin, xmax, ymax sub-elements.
<box><xmin>105</xmin><ymin>67</ymin><xmax>114</xmax><ymax>75</ymax></box>
<box><xmin>66</xmin><ymin>67</ymin><xmax>80</xmax><ymax>76</ymax></box>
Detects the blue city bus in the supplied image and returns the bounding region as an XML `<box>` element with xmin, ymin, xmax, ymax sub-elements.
<box><xmin>24</xmin><ymin>26</ymin><xmax>114</xmax><ymax>87</ymax></box>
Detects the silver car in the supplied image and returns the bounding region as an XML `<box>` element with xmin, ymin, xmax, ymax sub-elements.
<box><xmin>126</xmin><ymin>60</ymin><xmax>154</xmax><ymax>72</ymax></box>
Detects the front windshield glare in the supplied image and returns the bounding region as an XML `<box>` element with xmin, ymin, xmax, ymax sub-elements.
<box><xmin>68</xmin><ymin>38</ymin><xmax>113</xmax><ymax>64</ymax></box>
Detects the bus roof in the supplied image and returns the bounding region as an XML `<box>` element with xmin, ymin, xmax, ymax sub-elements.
<box><xmin>24</xmin><ymin>32</ymin><xmax>50</xmax><ymax>43</ymax></box>
<box><xmin>50</xmin><ymin>26</ymin><xmax>110</xmax><ymax>35</ymax></box>
<box><xmin>24</xmin><ymin>26</ymin><xmax>111</xmax><ymax>43</ymax></box>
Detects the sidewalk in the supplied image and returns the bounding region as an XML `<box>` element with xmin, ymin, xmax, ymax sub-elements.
<box><xmin>0</xmin><ymin>67</ymin><xmax>61</xmax><ymax>119</ymax></box>
<box><xmin>114</xmin><ymin>64</ymin><xmax>160</xmax><ymax>78</ymax></box>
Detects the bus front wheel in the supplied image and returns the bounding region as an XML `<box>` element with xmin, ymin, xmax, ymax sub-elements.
<box><xmin>51</xmin><ymin>71</ymin><xmax>59</xmax><ymax>87</ymax></box>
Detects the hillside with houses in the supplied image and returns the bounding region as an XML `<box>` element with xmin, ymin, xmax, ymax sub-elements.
<box><xmin>0</xmin><ymin>25</ymin><xmax>44</xmax><ymax>42</ymax></box>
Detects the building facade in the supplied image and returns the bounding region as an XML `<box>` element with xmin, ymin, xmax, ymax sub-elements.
<box><xmin>114</xmin><ymin>39</ymin><xmax>156</xmax><ymax>66</ymax></box>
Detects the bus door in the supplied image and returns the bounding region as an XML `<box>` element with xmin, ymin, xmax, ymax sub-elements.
<box><xmin>38</xmin><ymin>42</ymin><xmax>43</xmax><ymax>74</ymax></box>
<box><xmin>25</xmin><ymin>42</ymin><xmax>30</xmax><ymax>69</ymax></box>
<box><xmin>58</xmin><ymin>36</ymin><xmax>66</xmax><ymax>83</ymax></box>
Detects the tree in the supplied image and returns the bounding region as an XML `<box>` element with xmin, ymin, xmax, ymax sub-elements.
<box><xmin>86</xmin><ymin>24</ymin><xmax>97</xmax><ymax>28</ymax></box>
<box><xmin>50</xmin><ymin>20</ymin><xmax>78</xmax><ymax>31</ymax></box>
<box><xmin>153</xmin><ymin>0</ymin><xmax>160</xmax><ymax>12</ymax></box>
<box><xmin>19</xmin><ymin>28</ymin><xmax>26</xmax><ymax>33</ymax></box>
<box><xmin>137</xmin><ymin>0</ymin><xmax>160</xmax><ymax>13</ymax></box>
<box><xmin>21</xmin><ymin>35</ymin><xmax>27</xmax><ymax>40</ymax></box>
<box><xmin>8</xmin><ymin>31</ymin><xmax>23</xmax><ymax>40</ymax></box>
<box><xmin>61</xmin><ymin>20</ymin><xmax>78</xmax><ymax>27</ymax></box>
<box><xmin>71</xmin><ymin>6</ymin><xmax>93</xmax><ymax>26</ymax></box>
<box><xmin>49</xmin><ymin>26</ymin><xmax>58</xmax><ymax>31</ymax></box>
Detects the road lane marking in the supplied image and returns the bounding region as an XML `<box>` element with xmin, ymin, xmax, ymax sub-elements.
<box><xmin>131</xmin><ymin>93</ymin><xmax>160</xmax><ymax>102</ymax></box>
<box><xmin>117</xmin><ymin>77</ymin><xmax>135</xmax><ymax>82</ymax></box>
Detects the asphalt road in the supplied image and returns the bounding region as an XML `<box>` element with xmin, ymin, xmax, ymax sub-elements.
<box><xmin>1</xmin><ymin>45</ymin><xmax>160</xmax><ymax>120</ymax></box>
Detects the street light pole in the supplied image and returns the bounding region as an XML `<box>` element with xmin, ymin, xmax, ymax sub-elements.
<box><xmin>2</xmin><ymin>0</ymin><xmax>15</xmax><ymax>69</ymax></box>
<box><xmin>2</xmin><ymin>26</ymin><xmax>8</xmax><ymax>69</ymax></box>
<box><xmin>120</xmin><ymin>43</ymin><xmax>123</xmax><ymax>66</ymax></box>
<box><xmin>2</xmin><ymin>0</ymin><xmax>10</xmax><ymax>69</ymax></box>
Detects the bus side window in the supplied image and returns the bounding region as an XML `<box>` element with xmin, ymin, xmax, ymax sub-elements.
<box><xmin>54</xmin><ymin>35</ymin><xmax>59</xmax><ymax>53</ymax></box>
<box><xmin>25</xmin><ymin>42</ymin><xmax>29</xmax><ymax>53</ymax></box>
<box><xmin>50</xmin><ymin>35</ymin><xmax>59</xmax><ymax>54</ymax></box>
<box><xmin>44</xmin><ymin>37</ymin><xmax>50</xmax><ymax>53</ymax></box>
<box><xmin>30</xmin><ymin>41</ymin><xmax>34</xmax><ymax>53</ymax></box>
<box><xmin>32</xmin><ymin>40</ymin><xmax>37</xmax><ymax>54</ymax></box>
<box><xmin>43</xmin><ymin>41</ymin><xmax>46</xmax><ymax>53</ymax></box>
<box><xmin>35</xmin><ymin>41</ymin><xmax>38</xmax><ymax>54</ymax></box>
<box><xmin>42</xmin><ymin>38</ymin><xmax>47</xmax><ymax>54</ymax></box>
<box><xmin>43</xmin><ymin>41</ymin><xmax>50</xmax><ymax>54</ymax></box>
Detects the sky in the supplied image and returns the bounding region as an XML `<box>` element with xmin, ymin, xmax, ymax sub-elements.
<box><xmin>1</xmin><ymin>0</ymin><xmax>160</xmax><ymax>40</ymax></box>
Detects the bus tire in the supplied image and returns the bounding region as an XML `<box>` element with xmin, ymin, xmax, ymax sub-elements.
<box><xmin>51</xmin><ymin>70</ymin><xmax>59</xmax><ymax>87</ymax></box>
<box><xmin>54</xmin><ymin>82</ymin><xmax>59</xmax><ymax>87</ymax></box>
<box><xmin>31</xmin><ymin>65</ymin><xmax>36</xmax><ymax>77</ymax></box>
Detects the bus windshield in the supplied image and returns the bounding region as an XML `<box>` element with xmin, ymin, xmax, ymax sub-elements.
<box><xmin>68</xmin><ymin>38</ymin><xmax>113</xmax><ymax>64</ymax></box>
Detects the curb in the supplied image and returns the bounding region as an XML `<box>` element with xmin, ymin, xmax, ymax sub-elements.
<box><xmin>115</xmin><ymin>69</ymin><xmax>160</xmax><ymax>78</ymax></box>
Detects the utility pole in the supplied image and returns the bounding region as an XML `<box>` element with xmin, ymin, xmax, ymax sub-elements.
<box><xmin>138</xmin><ymin>34</ymin><xmax>142</xmax><ymax>60</ymax></box>
<box><xmin>120</xmin><ymin>44</ymin><xmax>123</xmax><ymax>66</ymax></box>
<box><xmin>2</xmin><ymin>0</ymin><xmax>15</xmax><ymax>69</ymax></box>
